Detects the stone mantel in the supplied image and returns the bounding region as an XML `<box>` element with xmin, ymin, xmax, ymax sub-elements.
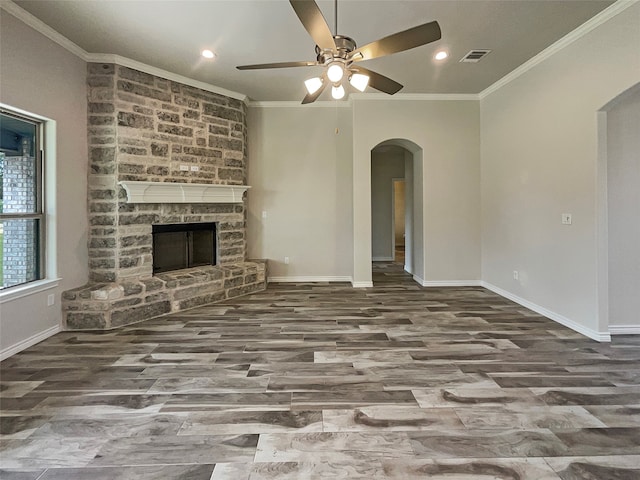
<box><xmin>119</xmin><ymin>181</ymin><xmax>251</xmax><ymax>204</ymax></box>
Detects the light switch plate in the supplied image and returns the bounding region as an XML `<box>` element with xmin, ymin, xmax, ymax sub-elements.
<box><xmin>562</xmin><ymin>213</ymin><xmax>572</xmax><ymax>225</ymax></box>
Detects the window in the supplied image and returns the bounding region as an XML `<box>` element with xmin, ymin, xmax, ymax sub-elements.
<box><xmin>0</xmin><ymin>109</ymin><xmax>45</xmax><ymax>290</ymax></box>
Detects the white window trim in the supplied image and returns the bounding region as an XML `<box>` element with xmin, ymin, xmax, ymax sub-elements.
<box><xmin>1</xmin><ymin>103</ymin><xmax>58</xmax><ymax>295</ymax></box>
<box><xmin>0</xmin><ymin>277</ymin><xmax>60</xmax><ymax>304</ymax></box>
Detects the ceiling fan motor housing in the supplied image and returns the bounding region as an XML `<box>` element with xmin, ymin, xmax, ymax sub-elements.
<box><xmin>315</xmin><ymin>35</ymin><xmax>357</xmax><ymax>64</ymax></box>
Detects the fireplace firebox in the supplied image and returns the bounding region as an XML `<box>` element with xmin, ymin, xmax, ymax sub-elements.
<box><xmin>152</xmin><ymin>223</ymin><xmax>217</xmax><ymax>274</ymax></box>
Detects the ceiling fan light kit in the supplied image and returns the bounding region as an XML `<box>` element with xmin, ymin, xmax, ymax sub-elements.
<box><xmin>331</xmin><ymin>84</ymin><xmax>346</xmax><ymax>100</ymax></box>
<box><xmin>237</xmin><ymin>0</ymin><xmax>442</xmax><ymax>104</ymax></box>
<box><xmin>304</xmin><ymin>76</ymin><xmax>324</xmax><ymax>95</ymax></box>
<box><xmin>327</xmin><ymin>62</ymin><xmax>345</xmax><ymax>83</ymax></box>
<box><xmin>349</xmin><ymin>73</ymin><xmax>370</xmax><ymax>92</ymax></box>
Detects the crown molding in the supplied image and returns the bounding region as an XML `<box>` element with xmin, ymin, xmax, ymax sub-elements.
<box><xmin>248</xmin><ymin>100</ymin><xmax>353</xmax><ymax>108</ymax></box>
<box><xmin>1</xmin><ymin>0</ymin><xmax>89</xmax><ymax>59</ymax></box>
<box><xmin>1</xmin><ymin>0</ymin><xmax>247</xmax><ymax>103</ymax></box>
<box><xmin>479</xmin><ymin>0</ymin><xmax>639</xmax><ymax>100</ymax></box>
<box><xmin>249</xmin><ymin>92</ymin><xmax>478</xmax><ymax>107</ymax></box>
<box><xmin>351</xmin><ymin>93</ymin><xmax>479</xmax><ymax>101</ymax></box>
<box><xmin>87</xmin><ymin>53</ymin><xmax>247</xmax><ymax>102</ymax></box>
<box><xmin>5</xmin><ymin>0</ymin><xmax>633</xmax><ymax>105</ymax></box>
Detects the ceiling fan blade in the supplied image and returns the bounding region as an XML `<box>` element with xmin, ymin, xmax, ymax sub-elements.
<box><xmin>237</xmin><ymin>61</ymin><xmax>319</xmax><ymax>70</ymax></box>
<box><xmin>290</xmin><ymin>0</ymin><xmax>337</xmax><ymax>52</ymax></box>
<box><xmin>350</xmin><ymin>21</ymin><xmax>441</xmax><ymax>62</ymax></box>
<box><xmin>350</xmin><ymin>66</ymin><xmax>403</xmax><ymax>95</ymax></box>
<box><xmin>301</xmin><ymin>73</ymin><xmax>328</xmax><ymax>104</ymax></box>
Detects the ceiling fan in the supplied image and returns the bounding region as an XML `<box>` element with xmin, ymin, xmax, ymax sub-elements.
<box><xmin>237</xmin><ymin>0</ymin><xmax>441</xmax><ymax>104</ymax></box>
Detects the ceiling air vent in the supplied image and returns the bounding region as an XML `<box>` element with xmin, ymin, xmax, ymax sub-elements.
<box><xmin>460</xmin><ymin>49</ymin><xmax>492</xmax><ymax>63</ymax></box>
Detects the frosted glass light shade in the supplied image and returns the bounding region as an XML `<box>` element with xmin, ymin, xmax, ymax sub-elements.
<box><xmin>327</xmin><ymin>63</ymin><xmax>344</xmax><ymax>83</ymax></box>
<box><xmin>349</xmin><ymin>73</ymin><xmax>369</xmax><ymax>92</ymax></box>
<box><xmin>304</xmin><ymin>77</ymin><xmax>323</xmax><ymax>95</ymax></box>
<box><xmin>331</xmin><ymin>84</ymin><xmax>345</xmax><ymax>99</ymax></box>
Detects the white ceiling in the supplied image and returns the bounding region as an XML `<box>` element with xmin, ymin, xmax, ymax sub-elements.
<box><xmin>14</xmin><ymin>0</ymin><xmax>614</xmax><ymax>102</ymax></box>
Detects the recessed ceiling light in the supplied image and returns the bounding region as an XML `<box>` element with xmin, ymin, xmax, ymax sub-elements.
<box><xmin>434</xmin><ymin>51</ymin><xmax>448</xmax><ymax>61</ymax></box>
<box><xmin>201</xmin><ymin>49</ymin><xmax>216</xmax><ymax>59</ymax></box>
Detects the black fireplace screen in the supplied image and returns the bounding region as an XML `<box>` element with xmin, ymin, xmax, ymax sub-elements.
<box><xmin>152</xmin><ymin>223</ymin><xmax>216</xmax><ymax>274</ymax></box>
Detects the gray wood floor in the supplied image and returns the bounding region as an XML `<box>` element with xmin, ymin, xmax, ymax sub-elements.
<box><xmin>1</xmin><ymin>262</ymin><xmax>639</xmax><ymax>479</ymax></box>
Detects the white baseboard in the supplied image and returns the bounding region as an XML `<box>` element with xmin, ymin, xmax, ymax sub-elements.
<box><xmin>412</xmin><ymin>275</ymin><xmax>481</xmax><ymax>287</ymax></box>
<box><xmin>268</xmin><ymin>276</ymin><xmax>352</xmax><ymax>283</ymax></box>
<box><xmin>372</xmin><ymin>256</ymin><xmax>394</xmax><ymax>262</ymax></box>
<box><xmin>420</xmin><ymin>280</ymin><xmax>483</xmax><ymax>287</ymax></box>
<box><xmin>352</xmin><ymin>281</ymin><xmax>373</xmax><ymax>288</ymax></box>
<box><xmin>1</xmin><ymin>325</ymin><xmax>61</xmax><ymax>361</ymax></box>
<box><xmin>609</xmin><ymin>325</ymin><xmax>640</xmax><ymax>335</ymax></box>
<box><xmin>481</xmin><ymin>281</ymin><xmax>611</xmax><ymax>342</ymax></box>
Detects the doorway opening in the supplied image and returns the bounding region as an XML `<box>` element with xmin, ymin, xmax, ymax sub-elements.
<box><xmin>369</xmin><ymin>139</ymin><xmax>423</xmax><ymax>286</ymax></box>
<box><xmin>393</xmin><ymin>179</ymin><xmax>406</xmax><ymax>265</ymax></box>
<box><xmin>597</xmin><ymin>82</ymin><xmax>640</xmax><ymax>335</ymax></box>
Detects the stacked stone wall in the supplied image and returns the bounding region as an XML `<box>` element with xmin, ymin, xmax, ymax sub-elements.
<box><xmin>62</xmin><ymin>64</ymin><xmax>264</xmax><ymax>330</ymax></box>
<box><xmin>86</xmin><ymin>63</ymin><xmax>248</xmax><ymax>283</ymax></box>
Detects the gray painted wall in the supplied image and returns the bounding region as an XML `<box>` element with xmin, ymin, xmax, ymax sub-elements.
<box><xmin>481</xmin><ymin>3</ymin><xmax>640</xmax><ymax>336</ymax></box>
<box><xmin>352</xmin><ymin>99</ymin><xmax>482</xmax><ymax>285</ymax></box>
<box><xmin>394</xmin><ymin>180</ymin><xmax>406</xmax><ymax>247</ymax></box>
<box><xmin>607</xmin><ymin>86</ymin><xmax>640</xmax><ymax>328</ymax></box>
<box><xmin>1</xmin><ymin>12</ymin><xmax>88</xmax><ymax>353</ymax></box>
<box><xmin>247</xmin><ymin>105</ymin><xmax>354</xmax><ymax>280</ymax></box>
<box><xmin>371</xmin><ymin>147</ymin><xmax>405</xmax><ymax>260</ymax></box>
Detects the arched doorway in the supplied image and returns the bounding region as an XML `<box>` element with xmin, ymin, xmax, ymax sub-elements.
<box><xmin>353</xmin><ymin>138</ymin><xmax>424</xmax><ymax>287</ymax></box>
<box><xmin>597</xmin><ymin>82</ymin><xmax>640</xmax><ymax>335</ymax></box>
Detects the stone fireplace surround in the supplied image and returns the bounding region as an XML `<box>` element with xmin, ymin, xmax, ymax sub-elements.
<box><xmin>62</xmin><ymin>63</ymin><xmax>266</xmax><ymax>330</ymax></box>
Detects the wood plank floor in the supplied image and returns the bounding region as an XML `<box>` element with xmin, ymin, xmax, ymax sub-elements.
<box><xmin>2</xmin><ymin>262</ymin><xmax>639</xmax><ymax>479</ymax></box>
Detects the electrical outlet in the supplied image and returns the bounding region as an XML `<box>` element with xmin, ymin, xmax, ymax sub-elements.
<box><xmin>179</xmin><ymin>165</ymin><xmax>189</xmax><ymax>171</ymax></box>
<box><xmin>284</xmin><ymin>256</ymin><xmax>290</xmax><ymax>264</ymax></box>
<box><xmin>190</xmin><ymin>165</ymin><xmax>199</xmax><ymax>172</ymax></box>
<box><xmin>513</xmin><ymin>270</ymin><xmax>519</xmax><ymax>280</ymax></box>
<box><xmin>47</xmin><ymin>294</ymin><xmax>55</xmax><ymax>306</ymax></box>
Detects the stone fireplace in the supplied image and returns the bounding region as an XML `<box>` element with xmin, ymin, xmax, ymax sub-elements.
<box><xmin>62</xmin><ymin>64</ymin><xmax>266</xmax><ymax>330</ymax></box>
